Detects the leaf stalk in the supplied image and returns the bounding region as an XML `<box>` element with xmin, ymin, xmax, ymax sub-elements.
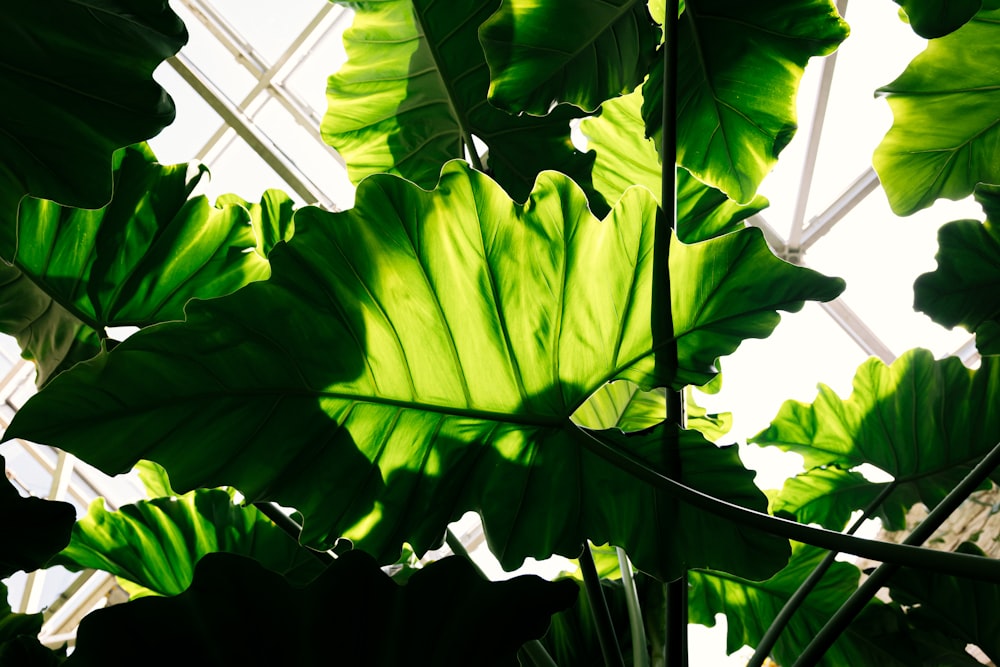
<box><xmin>746</xmin><ymin>480</ymin><xmax>899</xmax><ymax>667</ymax></box>
<box><xmin>792</xmin><ymin>439</ymin><xmax>1000</xmax><ymax>666</ymax></box>
<box><xmin>580</xmin><ymin>542</ymin><xmax>627</xmax><ymax>667</ymax></box>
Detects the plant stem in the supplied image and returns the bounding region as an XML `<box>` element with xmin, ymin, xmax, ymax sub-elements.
<box><xmin>253</xmin><ymin>501</ymin><xmax>335</xmax><ymax>565</ymax></box>
<box><xmin>580</xmin><ymin>542</ymin><xmax>626</xmax><ymax>667</ymax></box>
<box><xmin>617</xmin><ymin>547</ymin><xmax>650</xmax><ymax>667</ymax></box>
<box><xmin>792</xmin><ymin>439</ymin><xmax>1000</xmax><ymax>667</ymax></box>
<box><xmin>576</xmin><ymin>428</ymin><xmax>1000</xmax><ymax>582</ymax></box>
<box><xmin>746</xmin><ymin>481</ymin><xmax>898</xmax><ymax>667</ymax></box>
<box><xmin>659</xmin><ymin>0</ymin><xmax>686</xmax><ymax>664</ymax></box>
<box><xmin>519</xmin><ymin>641</ymin><xmax>559</xmax><ymax>667</ymax></box>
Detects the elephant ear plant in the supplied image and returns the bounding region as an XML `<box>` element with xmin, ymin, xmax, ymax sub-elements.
<box><xmin>2</xmin><ymin>0</ymin><xmax>1000</xmax><ymax>665</ymax></box>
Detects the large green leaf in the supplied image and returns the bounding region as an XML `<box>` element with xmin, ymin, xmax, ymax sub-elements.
<box><xmin>873</xmin><ymin>8</ymin><xmax>1000</xmax><ymax>215</ymax></box>
<box><xmin>6</xmin><ymin>161</ymin><xmax>837</xmax><ymax>580</ymax></box>
<box><xmin>65</xmin><ymin>551</ymin><xmax>577</xmax><ymax>666</ymax></box>
<box><xmin>50</xmin><ymin>482</ymin><xmax>326</xmax><ymax>598</ymax></box>
<box><xmin>580</xmin><ymin>87</ymin><xmax>768</xmax><ymax>241</ymax></box>
<box><xmin>479</xmin><ymin>0</ymin><xmax>661</xmax><ymax>114</ymax></box>
<box><xmin>751</xmin><ymin>349</ymin><xmax>1000</xmax><ymax>527</ymax></box>
<box><xmin>0</xmin><ymin>145</ymin><xmax>295</xmax><ymax>383</ymax></box>
<box><xmin>689</xmin><ymin>544</ymin><xmax>888</xmax><ymax>666</ymax></box>
<box><xmin>895</xmin><ymin>0</ymin><xmax>982</xmax><ymax>37</ymax></box>
<box><xmin>914</xmin><ymin>184</ymin><xmax>1000</xmax><ymax>355</ymax></box>
<box><xmin>321</xmin><ymin>0</ymin><xmax>595</xmax><ymax>203</ymax></box>
<box><xmin>891</xmin><ymin>542</ymin><xmax>1000</xmax><ymax>663</ymax></box>
<box><xmin>643</xmin><ymin>0</ymin><xmax>849</xmax><ymax>203</ymax></box>
<box><xmin>0</xmin><ymin>1</ymin><xmax>186</xmax><ymax>217</ymax></box>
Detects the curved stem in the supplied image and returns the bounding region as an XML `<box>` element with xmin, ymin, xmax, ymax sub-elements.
<box><xmin>746</xmin><ymin>481</ymin><xmax>898</xmax><ymax>667</ymax></box>
<box><xmin>793</xmin><ymin>438</ymin><xmax>1000</xmax><ymax>667</ymax></box>
<box><xmin>253</xmin><ymin>501</ymin><xmax>335</xmax><ymax>565</ymax></box>
<box><xmin>577</xmin><ymin>427</ymin><xmax>1000</xmax><ymax>582</ymax></box>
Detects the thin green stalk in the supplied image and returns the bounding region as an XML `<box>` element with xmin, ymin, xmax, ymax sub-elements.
<box><xmin>616</xmin><ymin>547</ymin><xmax>650</xmax><ymax>667</ymax></box>
<box><xmin>577</xmin><ymin>428</ymin><xmax>1000</xmax><ymax>582</ymax></box>
<box><xmin>746</xmin><ymin>481</ymin><xmax>898</xmax><ymax>667</ymax></box>
<box><xmin>519</xmin><ymin>641</ymin><xmax>559</xmax><ymax>667</ymax></box>
<box><xmin>446</xmin><ymin>529</ymin><xmax>558</xmax><ymax>666</ymax></box>
<box><xmin>792</xmin><ymin>439</ymin><xmax>1000</xmax><ymax>667</ymax></box>
<box><xmin>580</xmin><ymin>542</ymin><xmax>626</xmax><ymax>667</ymax></box>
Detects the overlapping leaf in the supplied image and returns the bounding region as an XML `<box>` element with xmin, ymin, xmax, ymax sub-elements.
<box><xmin>891</xmin><ymin>542</ymin><xmax>1000</xmax><ymax>663</ymax></box>
<box><xmin>895</xmin><ymin>0</ymin><xmax>982</xmax><ymax>37</ymax></box>
<box><xmin>572</xmin><ymin>380</ymin><xmax>732</xmax><ymax>439</ymax></box>
<box><xmin>6</xmin><ymin>161</ymin><xmax>838</xmax><ymax>580</ymax></box>
<box><xmin>65</xmin><ymin>551</ymin><xmax>577</xmax><ymax>666</ymax></box>
<box><xmin>1</xmin><ymin>454</ymin><xmax>73</xmax><ymax>663</ymax></box>
<box><xmin>915</xmin><ymin>184</ymin><xmax>1000</xmax><ymax>355</ymax></box>
<box><xmin>643</xmin><ymin>0</ymin><xmax>849</xmax><ymax>203</ymax></box>
<box><xmin>689</xmin><ymin>544</ymin><xmax>882</xmax><ymax>666</ymax></box>
<box><xmin>0</xmin><ymin>144</ymin><xmax>295</xmax><ymax>383</ymax></box>
<box><xmin>321</xmin><ymin>0</ymin><xmax>595</xmax><ymax>203</ymax></box>
<box><xmin>580</xmin><ymin>88</ymin><xmax>768</xmax><ymax>238</ymax></box>
<box><xmin>874</xmin><ymin>8</ymin><xmax>1000</xmax><ymax>215</ymax></box>
<box><xmin>50</xmin><ymin>478</ymin><xmax>325</xmax><ymax>598</ymax></box>
<box><xmin>751</xmin><ymin>349</ymin><xmax>1000</xmax><ymax>528</ymax></box>
<box><xmin>479</xmin><ymin>0</ymin><xmax>661</xmax><ymax>114</ymax></box>
<box><xmin>0</xmin><ymin>0</ymin><xmax>185</xmax><ymax>217</ymax></box>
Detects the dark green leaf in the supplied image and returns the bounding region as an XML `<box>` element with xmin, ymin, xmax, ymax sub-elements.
<box><xmin>1</xmin><ymin>454</ymin><xmax>75</xmax><ymax>577</ymax></box>
<box><xmin>751</xmin><ymin>349</ymin><xmax>1000</xmax><ymax>527</ymax></box>
<box><xmin>580</xmin><ymin>88</ymin><xmax>768</xmax><ymax>241</ymax></box>
<box><xmin>895</xmin><ymin>0</ymin><xmax>982</xmax><ymax>37</ymax></box>
<box><xmin>643</xmin><ymin>0</ymin><xmax>849</xmax><ymax>203</ymax></box>
<box><xmin>321</xmin><ymin>0</ymin><xmax>596</xmax><ymax>203</ymax></box>
<box><xmin>6</xmin><ymin>162</ymin><xmax>835</xmax><ymax>580</ymax></box>
<box><xmin>0</xmin><ymin>0</ymin><xmax>185</xmax><ymax>215</ymax></box>
<box><xmin>689</xmin><ymin>544</ymin><xmax>901</xmax><ymax>667</ymax></box>
<box><xmin>914</xmin><ymin>184</ymin><xmax>1000</xmax><ymax>355</ymax></box>
<box><xmin>480</xmin><ymin>0</ymin><xmax>661</xmax><ymax>114</ymax></box>
<box><xmin>50</xmin><ymin>486</ymin><xmax>325</xmax><ymax>598</ymax></box>
<box><xmin>0</xmin><ymin>263</ymin><xmax>101</xmax><ymax>385</ymax></box>
<box><xmin>891</xmin><ymin>542</ymin><xmax>1000</xmax><ymax>663</ymax></box>
<box><xmin>874</xmin><ymin>8</ymin><xmax>1000</xmax><ymax>215</ymax></box>
<box><xmin>65</xmin><ymin>551</ymin><xmax>577</xmax><ymax>666</ymax></box>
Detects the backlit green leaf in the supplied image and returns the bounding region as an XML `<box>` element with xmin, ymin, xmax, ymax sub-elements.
<box><xmin>321</xmin><ymin>0</ymin><xmax>595</xmax><ymax>202</ymax></box>
<box><xmin>874</xmin><ymin>9</ymin><xmax>1000</xmax><ymax>215</ymax></box>
<box><xmin>914</xmin><ymin>184</ymin><xmax>1000</xmax><ymax>355</ymax></box>
<box><xmin>643</xmin><ymin>0</ymin><xmax>849</xmax><ymax>203</ymax></box>
<box><xmin>7</xmin><ymin>161</ymin><xmax>837</xmax><ymax>580</ymax></box>
<box><xmin>65</xmin><ymin>551</ymin><xmax>577</xmax><ymax>666</ymax></box>
<box><xmin>0</xmin><ymin>145</ymin><xmax>295</xmax><ymax>383</ymax></box>
<box><xmin>751</xmin><ymin>349</ymin><xmax>1000</xmax><ymax>525</ymax></box>
<box><xmin>0</xmin><ymin>0</ymin><xmax>185</xmax><ymax>216</ymax></box>
<box><xmin>480</xmin><ymin>0</ymin><xmax>661</xmax><ymax>114</ymax></box>
<box><xmin>50</xmin><ymin>487</ymin><xmax>326</xmax><ymax>598</ymax></box>
<box><xmin>771</xmin><ymin>466</ymin><xmax>911</xmax><ymax>531</ymax></box>
<box><xmin>580</xmin><ymin>87</ymin><xmax>768</xmax><ymax>240</ymax></box>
